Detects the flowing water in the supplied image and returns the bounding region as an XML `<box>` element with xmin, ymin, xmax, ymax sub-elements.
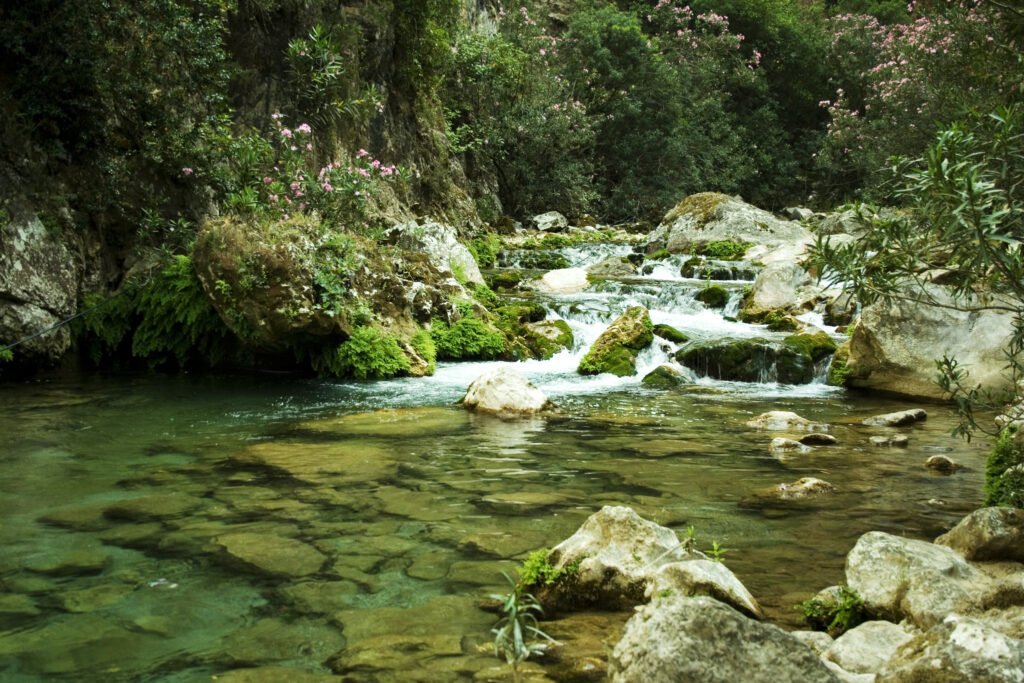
<box><xmin>0</xmin><ymin>243</ymin><xmax>991</xmax><ymax>681</ymax></box>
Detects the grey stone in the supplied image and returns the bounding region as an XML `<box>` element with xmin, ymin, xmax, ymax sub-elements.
<box><xmin>825</xmin><ymin>620</ymin><xmax>916</xmax><ymax>674</ymax></box>
<box><xmin>462</xmin><ymin>367</ymin><xmax>555</xmax><ymax>417</ymax></box>
<box><xmin>936</xmin><ymin>507</ymin><xmax>1024</xmax><ymax>563</ymax></box>
<box><xmin>533</xmin><ymin>211</ymin><xmax>569</xmax><ymax>232</ymax></box>
<box><xmin>646</xmin><ymin>559</ymin><xmax>764</xmax><ymax>619</ymax></box>
<box><xmin>862</xmin><ymin>409</ymin><xmax>927</xmax><ymax>427</ymax></box>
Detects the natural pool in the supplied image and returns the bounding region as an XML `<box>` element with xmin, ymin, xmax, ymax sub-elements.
<box><xmin>0</xmin><ymin>368</ymin><xmax>989</xmax><ymax>682</ymax></box>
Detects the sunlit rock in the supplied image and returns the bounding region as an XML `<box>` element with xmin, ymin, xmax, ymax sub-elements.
<box><xmin>533</xmin><ymin>211</ymin><xmax>569</xmax><ymax>232</ymax></box>
<box><xmin>646</xmin><ymin>559</ymin><xmax>764</xmax><ymax>619</ymax></box>
<box><xmin>823</xmin><ymin>620</ymin><xmax>916</xmax><ymax>674</ymax></box>
<box><xmin>862</xmin><ymin>409</ymin><xmax>927</xmax><ymax>427</ymax></box>
<box><xmin>462</xmin><ymin>366</ymin><xmax>555</xmax><ymax>417</ymax></box>
<box><xmin>534</xmin><ymin>267</ymin><xmax>590</xmax><ymax>294</ymax></box>
<box><xmin>745</xmin><ymin>410</ymin><xmax>815</xmax><ymax>430</ymax></box>
<box><xmin>935</xmin><ymin>507</ymin><xmax>1024</xmax><ymax>563</ymax></box>
<box><xmin>578</xmin><ymin>306</ymin><xmax>653</xmax><ymax>377</ymax></box>
<box><xmin>925</xmin><ymin>454</ymin><xmax>960</xmax><ymax>473</ymax></box>
<box><xmin>389</xmin><ymin>219</ymin><xmax>484</xmax><ymax>286</ymax></box>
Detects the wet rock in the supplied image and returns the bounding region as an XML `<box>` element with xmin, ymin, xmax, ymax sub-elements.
<box><xmin>478</xmin><ymin>491</ymin><xmax>571</xmax><ymax>515</ymax></box>
<box><xmin>869</xmin><ymin>435</ymin><xmax>909</xmax><ymax>448</ymax></box>
<box><xmin>935</xmin><ymin>507</ymin><xmax>1024</xmax><ymax>563</ymax></box>
<box><xmin>231</xmin><ymin>441</ymin><xmax>396</xmax><ymax>486</ymax></box>
<box><xmin>652</xmin><ymin>324</ymin><xmax>689</xmax><ymax>344</ymax></box>
<box><xmin>328</xmin><ymin>633</ymin><xmax>466</xmax><ymax>678</ymax></box>
<box><xmin>458</xmin><ymin>528</ymin><xmax>548</xmax><ymax>559</ymax></box>
<box><xmin>535</xmin><ymin>506</ymin><xmax>704</xmax><ymax>611</ymax></box>
<box><xmin>846</xmin><ymin>284</ymin><xmax>1016</xmax><ymax>400</ymax></box>
<box><xmin>862</xmin><ymin>409</ymin><xmax>927</xmax><ymax>427</ymax></box>
<box><xmin>746</xmin><ymin>411</ymin><xmax>815</xmax><ymax>430</ymax></box>
<box><xmin>824</xmin><ymin>620</ymin><xmax>916</xmax><ymax>674</ymax></box>
<box><xmin>543</xmin><ymin>611</ymin><xmax>629</xmax><ymax>683</ymax></box>
<box><xmin>102</xmin><ymin>492</ymin><xmax>204</xmax><ymax>522</ymax></box>
<box><xmin>405</xmin><ymin>552</ymin><xmax>452</xmax><ymax>581</ymax></box>
<box><xmin>222</xmin><ymin>617</ymin><xmax>345</xmax><ymax>666</ymax></box>
<box><xmin>522</xmin><ymin>320</ymin><xmax>574</xmax><ymax>359</ymax></box>
<box><xmin>58</xmin><ymin>583</ymin><xmax>133</xmax><ymax>613</ymax></box>
<box><xmin>791</xmin><ymin>630</ymin><xmax>835</xmax><ymax>656</ymax></box>
<box><xmin>578</xmin><ymin>306</ymin><xmax>653</xmax><ymax>377</ymax></box>
<box><xmin>279</xmin><ymin>580</ymin><xmax>361</xmax><ymax>615</ymax></box>
<box><xmin>925</xmin><ymin>455</ymin><xmax>960</xmax><ymax>473</ymax></box>
<box><xmin>770</xmin><ymin>437</ymin><xmax>808</xmax><ymax>453</ymax></box>
<box><xmin>38</xmin><ymin>504</ymin><xmax>112</xmax><ymax>531</ymax></box>
<box><xmin>677</xmin><ymin>337</ymin><xmax>819</xmax><ymax>384</ymax></box>
<box><xmin>299</xmin><ymin>406</ymin><xmax>470</xmax><ymax>439</ymax></box>
<box><xmin>801</xmin><ymin>433</ymin><xmax>838</xmax><ymax>446</ymax></box>
<box><xmin>217</xmin><ymin>532</ymin><xmax>326</xmax><ymax>578</ymax></box>
<box><xmin>646</xmin><ymin>559</ymin><xmax>764</xmax><ymax>619</ymax></box>
<box><xmin>742</xmin><ymin>477</ymin><xmax>836</xmax><ymax>509</ymax></box>
<box><xmin>374</xmin><ymin>485</ymin><xmax>464</xmax><ymax>522</ymax></box>
<box><xmin>641</xmin><ymin>364</ymin><xmax>692</xmax><ymax>389</ymax></box>
<box><xmin>0</xmin><ymin>612</ymin><xmax>146</xmax><ymax>675</ymax></box>
<box><xmin>609</xmin><ymin>595</ymin><xmax>839</xmax><ymax>683</ymax></box>
<box><xmin>845</xmin><ymin>531</ymin><xmax>995</xmax><ymax>629</ymax></box>
<box><xmin>876</xmin><ymin>615</ymin><xmax>1024</xmax><ymax>682</ymax></box>
<box><xmin>695</xmin><ymin>284</ymin><xmax>729</xmax><ymax>309</ymax></box>
<box><xmin>535</xmin><ymin>267</ymin><xmax>590</xmax><ymax>294</ymax></box>
<box><xmin>463</xmin><ymin>367</ymin><xmax>555</xmax><ymax>417</ymax></box>
<box><xmin>390</xmin><ymin>219</ymin><xmax>484</xmax><ymax>286</ymax></box>
<box><xmin>25</xmin><ymin>548</ymin><xmax>111</xmax><ymax>576</ymax></box>
<box><xmin>587</xmin><ymin>256</ymin><xmax>636</xmax><ymax>279</ymax></box>
<box><xmin>445</xmin><ymin>559</ymin><xmax>518</xmax><ymax>587</ymax></box>
<box><xmin>214</xmin><ymin>666</ymin><xmax>340</xmax><ymax>683</ymax></box>
<box><xmin>533</xmin><ymin>211</ymin><xmax>569</xmax><ymax>232</ymax></box>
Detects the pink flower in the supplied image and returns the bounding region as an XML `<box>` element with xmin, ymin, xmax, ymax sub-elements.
<box><xmin>356</xmin><ymin>149</ymin><xmax>370</xmax><ymax>158</ymax></box>
<box><xmin>269</xmin><ymin>194</ymin><xmax>278</xmax><ymax>202</ymax></box>
<box><xmin>323</xmin><ymin>183</ymin><xmax>333</xmax><ymax>192</ymax></box>
<box><xmin>297</xmin><ymin>123</ymin><xmax>312</xmax><ymax>134</ymax></box>
<box><xmin>263</xmin><ymin>176</ymin><xmax>273</xmax><ymax>184</ymax></box>
<box><xmin>181</xmin><ymin>167</ymin><xmax>194</xmax><ymax>176</ymax></box>
<box><xmin>281</xmin><ymin>128</ymin><xmax>293</xmax><ymax>139</ymax></box>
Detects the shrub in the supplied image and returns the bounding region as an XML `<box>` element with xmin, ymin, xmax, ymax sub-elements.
<box><xmin>985</xmin><ymin>429</ymin><xmax>1024</xmax><ymax>508</ymax></box>
<box><xmin>410</xmin><ymin>329</ymin><xmax>438</xmax><ymax>375</ymax></box>
<box><xmin>431</xmin><ymin>315</ymin><xmax>506</xmax><ymax>360</ymax></box>
<box><xmin>329</xmin><ymin>327</ymin><xmax>410</xmax><ymax>380</ymax></box>
<box><xmin>799</xmin><ymin>586</ymin><xmax>867</xmax><ymax>637</ymax></box>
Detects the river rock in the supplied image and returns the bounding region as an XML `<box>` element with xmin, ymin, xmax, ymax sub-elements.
<box><xmin>925</xmin><ymin>454</ymin><xmax>960</xmax><ymax>473</ymax></box>
<box><xmin>641</xmin><ymin>364</ymin><xmax>692</xmax><ymax>389</ymax></box>
<box><xmin>869</xmin><ymin>435</ymin><xmax>909</xmax><ymax>447</ymax></box>
<box><xmin>462</xmin><ymin>366</ymin><xmax>555</xmax><ymax>417</ymax></box>
<box><xmin>746</xmin><ymin>411</ymin><xmax>814</xmax><ymax>430</ymax></box>
<box><xmin>522</xmin><ymin>319</ymin><xmax>574</xmax><ymax>359</ymax></box>
<box><xmin>646</xmin><ymin>559</ymin><xmax>764</xmax><ymax>619</ymax></box>
<box><xmin>646</xmin><ymin>193</ymin><xmax>813</xmax><ymax>258</ymax></box>
<box><xmin>222</xmin><ymin>617</ymin><xmax>345</xmax><ymax>666</ymax></box>
<box><xmin>802</xmin><ymin>433</ymin><xmax>838</xmax><ymax>446</ymax></box>
<box><xmin>0</xmin><ymin>208</ymin><xmax>81</xmax><ymax>364</ymax></box>
<box><xmin>25</xmin><ymin>548</ymin><xmax>111</xmax><ymax>576</ymax></box>
<box><xmin>214</xmin><ymin>666</ymin><xmax>340</xmax><ymax>683</ymax></box>
<box><xmin>587</xmin><ymin>256</ymin><xmax>636</xmax><ymax>279</ymax></box>
<box><xmin>770</xmin><ymin>437</ymin><xmax>808</xmax><ymax>453</ymax></box>
<box><xmin>876</xmin><ymin>615</ymin><xmax>1024</xmax><ymax>682</ymax></box>
<box><xmin>742</xmin><ymin>262</ymin><xmax>820</xmax><ymax>316</ymax></box>
<box><xmin>676</xmin><ymin>337</ymin><xmax>818</xmax><ymax>384</ymax></box>
<box><xmin>935</xmin><ymin>507</ymin><xmax>1024</xmax><ymax>563</ymax></box>
<box><xmin>533</xmin><ymin>211</ymin><xmax>569</xmax><ymax>232</ymax></box>
<box><xmin>792</xmin><ymin>630</ymin><xmax>835</xmax><ymax>656</ymax></box>
<box><xmin>862</xmin><ymin>409</ymin><xmax>927</xmax><ymax>427</ymax></box>
<box><xmin>389</xmin><ymin>219</ymin><xmax>484</xmax><ymax>286</ymax></box>
<box><xmin>102</xmin><ymin>492</ymin><xmax>204</xmax><ymax>522</ymax></box>
<box><xmin>824</xmin><ymin>620</ymin><xmax>917</xmax><ymax>674</ymax></box>
<box><xmin>784</xmin><ymin>206</ymin><xmax>815</xmax><ymax>222</ymax></box>
<box><xmin>845</xmin><ymin>531</ymin><xmax>995</xmax><ymax>629</ymax></box>
<box><xmin>537</xmin><ymin>506</ymin><xmax>704</xmax><ymax>610</ymax></box>
<box><xmin>846</xmin><ymin>284</ymin><xmax>1016</xmax><ymax>400</ymax></box>
<box><xmin>535</xmin><ymin>267</ymin><xmax>590</xmax><ymax>294</ymax></box>
<box><xmin>609</xmin><ymin>595</ymin><xmax>840</xmax><ymax>683</ymax></box>
<box><xmin>232</xmin><ymin>441</ymin><xmax>396</xmax><ymax>486</ymax></box>
<box><xmin>578</xmin><ymin>306</ymin><xmax>653</xmax><ymax>377</ymax></box>
<box><xmin>217</xmin><ymin>532</ymin><xmax>326</xmax><ymax>578</ymax></box>
<box><xmin>652</xmin><ymin>324</ymin><xmax>688</xmax><ymax>343</ymax></box>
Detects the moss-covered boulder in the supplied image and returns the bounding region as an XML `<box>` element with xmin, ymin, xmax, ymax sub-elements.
<box><xmin>653</xmin><ymin>324</ymin><xmax>689</xmax><ymax>344</ymax></box>
<box><xmin>783</xmin><ymin>332</ymin><xmax>837</xmax><ymax>363</ymax></box>
<box><xmin>676</xmin><ymin>337</ymin><xmax>821</xmax><ymax>384</ymax></box>
<box><xmin>487</xmin><ymin>271</ymin><xmax>523</xmax><ymax>290</ymax></box>
<box><xmin>641</xmin><ymin>364</ymin><xmax>691</xmax><ymax>389</ymax></box>
<box><xmin>578</xmin><ymin>307</ymin><xmax>654</xmax><ymax>376</ymax></box>
<box><xmin>695</xmin><ymin>285</ymin><xmax>729</xmax><ymax>309</ymax></box>
<box><xmin>739</xmin><ymin>307</ymin><xmax>801</xmax><ymax>332</ymax></box>
<box><xmin>523</xmin><ymin>320</ymin><xmax>574</xmax><ymax>359</ymax></box>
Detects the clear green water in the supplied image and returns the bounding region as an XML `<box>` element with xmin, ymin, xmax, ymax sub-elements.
<box><xmin>0</xmin><ymin>372</ymin><xmax>989</xmax><ymax>681</ymax></box>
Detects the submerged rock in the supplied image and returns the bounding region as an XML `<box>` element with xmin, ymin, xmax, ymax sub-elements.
<box><xmin>462</xmin><ymin>367</ymin><xmax>555</xmax><ymax>417</ymax></box>
<box><xmin>609</xmin><ymin>595</ymin><xmax>839</xmax><ymax>683</ymax></box>
<box><xmin>925</xmin><ymin>454</ymin><xmax>961</xmax><ymax>473</ymax></box>
<box><xmin>869</xmin><ymin>435</ymin><xmax>909</xmax><ymax>448</ymax></box>
<box><xmin>578</xmin><ymin>306</ymin><xmax>653</xmax><ymax>377</ymax></box>
<box><xmin>862</xmin><ymin>409</ymin><xmax>927</xmax><ymax>427</ymax></box>
<box><xmin>217</xmin><ymin>532</ymin><xmax>326</xmax><ymax>578</ymax></box>
<box><xmin>935</xmin><ymin>507</ymin><xmax>1024</xmax><ymax>563</ymax></box>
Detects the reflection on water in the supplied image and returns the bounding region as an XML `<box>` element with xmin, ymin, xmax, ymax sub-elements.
<box><xmin>0</xmin><ymin>373</ymin><xmax>989</xmax><ymax>681</ymax></box>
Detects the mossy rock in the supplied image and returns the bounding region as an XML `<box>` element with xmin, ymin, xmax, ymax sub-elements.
<box><xmin>783</xmin><ymin>332</ymin><xmax>837</xmax><ymax>363</ymax></box>
<box><xmin>523</xmin><ymin>320</ymin><xmax>574</xmax><ymax>360</ymax></box>
<box><xmin>578</xmin><ymin>306</ymin><xmax>653</xmax><ymax>377</ymax></box>
<box><xmin>676</xmin><ymin>337</ymin><xmax>815</xmax><ymax>384</ymax></box>
<box><xmin>641</xmin><ymin>365</ymin><xmax>691</xmax><ymax>389</ymax></box>
<box><xmin>827</xmin><ymin>341</ymin><xmax>851</xmax><ymax>387</ymax></box>
<box><xmin>487</xmin><ymin>271</ymin><xmax>523</xmax><ymax>290</ymax></box>
<box><xmin>653</xmin><ymin>324</ymin><xmax>689</xmax><ymax>344</ymax></box>
<box><xmin>739</xmin><ymin>307</ymin><xmax>801</xmax><ymax>332</ymax></box>
<box><xmin>695</xmin><ymin>285</ymin><xmax>729</xmax><ymax>309</ymax></box>
<box><xmin>663</xmin><ymin>192</ymin><xmax>731</xmax><ymax>226</ymax></box>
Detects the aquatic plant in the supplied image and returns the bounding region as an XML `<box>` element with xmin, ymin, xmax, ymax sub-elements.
<box><xmin>491</xmin><ymin>573</ymin><xmax>555</xmax><ymax>683</ymax></box>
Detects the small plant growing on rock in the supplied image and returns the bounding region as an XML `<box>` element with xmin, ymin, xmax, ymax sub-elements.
<box><xmin>707</xmin><ymin>540</ymin><xmax>728</xmax><ymax>562</ymax></box>
<box><xmin>798</xmin><ymin>586</ymin><xmax>867</xmax><ymax>637</ymax></box>
<box><xmin>491</xmin><ymin>573</ymin><xmax>555</xmax><ymax>683</ymax></box>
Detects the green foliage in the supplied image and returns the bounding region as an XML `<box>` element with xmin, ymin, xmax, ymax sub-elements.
<box><xmin>799</xmin><ymin>586</ymin><xmax>868</xmax><ymax>637</ymax></box>
<box><xmin>472</xmin><ymin>283</ymin><xmax>500</xmax><ymax>310</ymax></box>
<box><xmin>985</xmin><ymin>429</ymin><xmax>1024</xmax><ymax>508</ymax></box>
<box><xmin>491</xmin><ymin>573</ymin><xmax>554</xmax><ymax>682</ymax></box>
<box><xmin>431</xmin><ymin>315</ymin><xmax>506</xmax><ymax>360</ymax></box>
<box><xmin>700</xmin><ymin>241</ymin><xmax>753</xmax><ymax>261</ymax></box>
<box><xmin>469</xmin><ymin>232</ymin><xmax>503</xmax><ymax>268</ymax></box>
<box><xmin>695</xmin><ymin>285</ymin><xmax>729</xmax><ymax>309</ymax></box>
<box><xmin>0</xmin><ymin>348</ymin><xmax>13</xmax><ymax>363</ymax></box>
<box><xmin>707</xmin><ymin>540</ymin><xmax>729</xmax><ymax>562</ymax></box>
<box><xmin>410</xmin><ymin>329</ymin><xmax>437</xmax><ymax>375</ymax></box>
<box><xmin>327</xmin><ymin>327</ymin><xmax>410</xmax><ymax>380</ymax></box>
<box><xmin>520</xmin><ymin>549</ymin><xmax>564</xmax><ymax>588</ymax></box>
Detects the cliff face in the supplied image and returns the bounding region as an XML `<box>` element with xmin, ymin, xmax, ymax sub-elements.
<box><xmin>0</xmin><ymin>0</ymin><xmax>493</xmax><ymax>374</ymax></box>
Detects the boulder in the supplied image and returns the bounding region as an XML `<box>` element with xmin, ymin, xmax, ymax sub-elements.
<box><xmin>783</xmin><ymin>207</ymin><xmax>815</xmax><ymax>222</ymax></box>
<box><xmin>846</xmin><ymin>285</ymin><xmax>1016</xmax><ymax>400</ymax></box>
<box><xmin>587</xmin><ymin>256</ymin><xmax>636</xmax><ymax>279</ymax></box>
<box><xmin>845</xmin><ymin>531</ymin><xmax>995</xmax><ymax>629</ymax></box>
<box><xmin>462</xmin><ymin>367</ymin><xmax>555</xmax><ymax>417</ymax></box>
<box><xmin>652</xmin><ymin>324</ymin><xmax>688</xmax><ymax>344</ymax></box>
<box><xmin>824</xmin><ymin>620</ymin><xmax>916</xmax><ymax>674</ymax></box>
<box><xmin>641</xmin><ymin>364</ymin><xmax>692</xmax><ymax>389</ymax></box>
<box><xmin>0</xmin><ymin>210</ymin><xmax>81</xmax><ymax>363</ymax></box>
<box><xmin>535</xmin><ymin>267</ymin><xmax>590</xmax><ymax>294</ymax></box>
<box><xmin>646</xmin><ymin>193</ymin><xmax>813</xmax><ymax>259</ymax></box>
<box><xmin>770</xmin><ymin>437</ymin><xmax>808</xmax><ymax>453</ymax></box>
<box><xmin>935</xmin><ymin>507</ymin><xmax>1024</xmax><ymax>563</ymax></box>
<box><xmin>801</xmin><ymin>433</ymin><xmax>838</xmax><ymax>446</ymax></box>
<box><xmin>869</xmin><ymin>435</ymin><xmax>909</xmax><ymax>448</ymax></box>
<box><xmin>578</xmin><ymin>306</ymin><xmax>653</xmax><ymax>377</ymax></box>
<box><xmin>389</xmin><ymin>219</ymin><xmax>484</xmax><ymax>286</ymax></box>
<box><xmin>646</xmin><ymin>559</ymin><xmax>764</xmax><ymax>619</ymax></box>
<box><xmin>876</xmin><ymin>615</ymin><xmax>1024</xmax><ymax>682</ymax></box>
<box><xmin>609</xmin><ymin>595</ymin><xmax>840</xmax><ymax>683</ymax></box>
<box><xmin>745</xmin><ymin>411</ymin><xmax>815</xmax><ymax>430</ymax></box>
<box><xmin>538</xmin><ymin>506</ymin><xmax>704</xmax><ymax>611</ymax></box>
<box><xmin>742</xmin><ymin>262</ymin><xmax>821</xmax><ymax>316</ymax></box>
<box><xmin>925</xmin><ymin>455</ymin><xmax>961</xmax><ymax>473</ymax></box>
<box><xmin>676</xmin><ymin>337</ymin><xmax>818</xmax><ymax>384</ymax></box>
<box><xmin>695</xmin><ymin>284</ymin><xmax>730</xmax><ymax>309</ymax></box>
<box><xmin>740</xmin><ymin>477</ymin><xmax>836</xmax><ymax>509</ymax></box>
<box><xmin>522</xmin><ymin>320</ymin><xmax>574</xmax><ymax>360</ymax></box>
<box><xmin>791</xmin><ymin>630</ymin><xmax>835</xmax><ymax>656</ymax></box>
<box><xmin>862</xmin><ymin>409</ymin><xmax>927</xmax><ymax>427</ymax></box>
<box><xmin>533</xmin><ymin>211</ymin><xmax>569</xmax><ymax>232</ymax></box>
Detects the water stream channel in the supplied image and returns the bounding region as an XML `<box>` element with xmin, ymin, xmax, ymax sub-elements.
<box><xmin>0</xmin><ymin>242</ymin><xmax>990</xmax><ymax>681</ymax></box>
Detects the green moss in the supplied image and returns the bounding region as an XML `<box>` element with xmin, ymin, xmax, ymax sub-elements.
<box><xmin>327</xmin><ymin>327</ymin><xmax>411</xmax><ymax>380</ymax></box>
<box><xmin>641</xmin><ymin>365</ymin><xmax>689</xmax><ymax>389</ymax></box>
<box><xmin>472</xmin><ymin>283</ymin><xmax>500</xmax><ymax>310</ymax></box>
<box><xmin>663</xmin><ymin>192</ymin><xmax>731</xmax><ymax>226</ymax></box>
<box><xmin>431</xmin><ymin>315</ymin><xmax>506</xmax><ymax>360</ymax></box>
<box><xmin>468</xmin><ymin>232</ymin><xmax>502</xmax><ymax>268</ymax></box>
<box><xmin>648</xmin><ymin>248</ymin><xmax>671</xmax><ymax>261</ymax></box>
<box><xmin>783</xmin><ymin>332</ymin><xmax>837</xmax><ymax>362</ymax></box>
<box><xmin>0</xmin><ymin>348</ymin><xmax>13</xmax><ymax>363</ymax></box>
<box><xmin>653</xmin><ymin>324</ymin><xmax>689</xmax><ymax>344</ymax></box>
<box><xmin>741</xmin><ymin>308</ymin><xmax>800</xmax><ymax>332</ymax></box>
<box><xmin>985</xmin><ymin>429</ymin><xmax>1024</xmax><ymax>508</ymax></box>
<box><xmin>520</xmin><ymin>549</ymin><xmax>581</xmax><ymax>589</ymax></box>
<box><xmin>695</xmin><ymin>285</ymin><xmax>729</xmax><ymax>309</ymax></box>
<box><xmin>410</xmin><ymin>329</ymin><xmax>437</xmax><ymax>375</ymax></box>
<box><xmin>827</xmin><ymin>343</ymin><xmax>851</xmax><ymax>387</ymax></box>
<box><xmin>579</xmin><ymin>345</ymin><xmax>637</xmax><ymax>377</ymax></box>
<box><xmin>488</xmin><ymin>271</ymin><xmax>523</xmax><ymax>290</ymax></box>
<box><xmin>798</xmin><ymin>587</ymin><xmax>868</xmax><ymax>637</ymax></box>
<box><xmin>577</xmin><ymin>307</ymin><xmax>653</xmax><ymax>376</ymax></box>
<box><xmin>523</xmin><ymin>320</ymin><xmax>574</xmax><ymax>360</ymax></box>
<box><xmin>699</xmin><ymin>240</ymin><xmax>752</xmax><ymax>261</ymax></box>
